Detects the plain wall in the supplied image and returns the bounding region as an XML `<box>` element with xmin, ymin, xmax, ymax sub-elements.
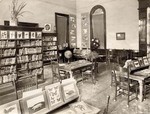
<box><xmin>0</xmin><ymin>0</ymin><xmax>76</xmax><ymax>31</ymax></box>
<box><xmin>76</xmin><ymin>0</ymin><xmax>139</xmax><ymax>50</ymax></box>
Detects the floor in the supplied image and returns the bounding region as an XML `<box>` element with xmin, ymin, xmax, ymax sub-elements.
<box><xmin>1</xmin><ymin>62</ymin><xmax>150</xmax><ymax>114</ymax></box>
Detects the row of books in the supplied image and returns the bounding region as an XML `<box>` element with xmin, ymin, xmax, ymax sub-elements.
<box><xmin>0</xmin><ymin>31</ymin><xmax>42</xmax><ymax>39</ymax></box>
<box><xmin>43</xmin><ymin>42</ymin><xmax>56</xmax><ymax>46</ymax></box>
<box><xmin>43</xmin><ymin>46</ymin><xmax>57</xmax><ymax>50</ymax></box>
<box><xmin>43</xmin><ymin>56</ymin><xmax>57</xmax><ymax>61</ymax></box>
<box><xmin>19</xmin><ymin>40</ymin><xmax>42</xmax><ymax>47</ymax></box>
<box><xmin>0</xmin><ymin>65</ymin><xmax>16</xmax><ymax>75</ymax></box>
<box><xmin>31</xmin><ymin>68</ymin><xmax>43</xmax><ymax>76</ymax></box>
<box><xmin>18</xmin><ymin>68</ymin><xmax>43</xmax><ymax>77</ymax></box>
<box><xmin>0</xmin><ymin>41</ymin><xmax>15</xmax><ymax>48</ymax></box>
<box><xmin>17</xmin><ymin>56</ymin><xmax>29</xmax><ymax>63</ymax></box>
<box><xmin>0</xmin><ymin>57</ymin><xmax>16</xmax><ymax>66</ymax></box>
<box><xmin>28</xmin><ymin>61</ymin><xmax>42</xmax><ymax>69</ymax></box>
<box><xmin>43</xmin><ymin>36</ymin><xmax>57</xmax><ymax>41</ymax></box>
<box><xmin>0</xmin><ymin>49</ymin><xmax>16</xmax><ymax>57</ymax></box>
<box><xmin>0</xmin><ymin>73</ymin><xmax>17</xmax><ymax>84</ymax></box>
<box><xmin>19</xmin><ymin>47</ymin><xmax>42</xmax><ymax>55</ymax></box>
<box><xmin>19</xmin><ymin>63</ymin><xmax>28</xmax><ymax>70</ymax></box>
<box><xmin>17</xmin><ymin>54</ymin><xmax>42</xmax><ymax>63</ymax></box>
<box><xmin>44</xmin><ymin>51</ymin><xmax>57</xmax><ymax>55</ymax></box>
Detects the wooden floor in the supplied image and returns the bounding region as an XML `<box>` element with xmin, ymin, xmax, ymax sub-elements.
<box><xmin>1</xmin><ymin>62</ymin><xmax>150</xmax><ymax>114</ymax></box>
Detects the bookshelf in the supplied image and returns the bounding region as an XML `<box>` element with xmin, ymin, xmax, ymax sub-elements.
<box><xmin>0</xmin><ymin>25</ymin><xmax>43</xmax><ymax>85</ymax></box>
<box><xmin>42</xmin><ymin>33</ymin><xmax>58</xmax><ymax>65</ymax></box>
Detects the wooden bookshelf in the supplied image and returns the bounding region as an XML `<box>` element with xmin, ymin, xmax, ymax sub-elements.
<box><xmin>42</xmin><ymin>33</ymin><xmax>58</xmax><ymax>65</ymax></box>
<box><xmin>0</xmin><ymin>25</ymin><xmax>44</xmax><ymax>85</ymax></box>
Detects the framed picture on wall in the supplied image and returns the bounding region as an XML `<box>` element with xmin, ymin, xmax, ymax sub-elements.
<box><xmin>116</xmin><ymin>32</ymin><xmax>125</xmax><ymax>40</ymax></box>
<box><xmin>43</xmin><ymin>24</ymin><xmax>51</xmax><ymax>32</ymax></box>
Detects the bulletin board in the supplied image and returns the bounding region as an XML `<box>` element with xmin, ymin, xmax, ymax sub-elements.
<box><xmin>69</xmin><ymin>14</ymin><xmax>77</xmax><ymax>48</ymax></box>
<box><xmin>81</xmin><ymin>12</ymin><xmax>90</xmax><ymax>48</ymax></box>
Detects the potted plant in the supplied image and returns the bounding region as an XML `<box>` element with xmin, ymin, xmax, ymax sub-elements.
<box><xmin>9</xmin><ymin>0</ymin><xmax>27</xmax><ymax>26</ymax></box>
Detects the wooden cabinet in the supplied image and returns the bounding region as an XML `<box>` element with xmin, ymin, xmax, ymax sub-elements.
<box><xmin>138</xmin><ymin>0</ymin><xmax>150</xmax><ymax>56</ymax></box>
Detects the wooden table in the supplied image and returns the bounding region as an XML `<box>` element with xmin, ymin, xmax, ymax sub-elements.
<box><xmin>123</xmin><ymin>69</ymin><xmax>150</xmax><ymax>102</ymax></box>
<box><xmin>59</xmin><ymin>60</ymin><xmax>93</xmax><ymax>79</ymax></box>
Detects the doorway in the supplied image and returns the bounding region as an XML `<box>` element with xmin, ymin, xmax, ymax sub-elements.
<box><xmin>55</xmin><ymin>13</ymin><xmax>69</xmax><ymax>48</ymax></box>
<box><xmin>90</xmin><ymin>5</ymin><xmax>106</xmax><ymax>50</ymax></box>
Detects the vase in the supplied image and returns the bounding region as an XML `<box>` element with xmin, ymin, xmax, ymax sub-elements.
<box><xmin>10</xmin><ymin>17</ymin><xmax>18</xmax><ymax>26</ymax></box>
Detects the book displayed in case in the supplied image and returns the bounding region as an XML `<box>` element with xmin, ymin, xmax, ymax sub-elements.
<box><xmin>0</xmin><ymin>25</ymin><xmax>44</xmax><ymax>85</ymax></box>
<box><xmin>42</xmin><ymin>33</ymin><xmax>58</xmax><ymax>65</ymax></box>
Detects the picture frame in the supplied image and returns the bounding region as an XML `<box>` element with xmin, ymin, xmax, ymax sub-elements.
<box><xmin>138</xmin><ymin>57</ymin><xmax>145</xmax><ymax>67</ymax></box>
<box><xmin>1</xmin><ymin>31</ymin><xmax>8</xmax><ymax>39</ymax></box>
<box><xmin>143</xmin><ymin>56</ymin><xmax>149</xmax><ymax>66</ymax></box>
<box><xmin>116</xmin><ymin>32</ymin><xmax>125</xmax><ymax>40</ymax></box>
<box><xmin>69</xmin><ymin>101</ymin><xmax>93</xmax><ymax>114</ymax></box>
<box><xmin>43</xmin><ymin>24</ymin><xmax>51</xmax><ymax>32</ymax></box>
<box><xmin>61</xmin><ymin>79</ymin><xmax>79</xmax><ymax>103</ymax></box>
<box><xmin>37</xmin><ymin>32</ymin><xmax>42</xmax><ymax>39</ymax></box>
<box><xmin>31</xmin><ymin>32</ymin><xmax>36</xmax><ymax>39</ymax></box>
<box><xmin>0</xmin><ymin>100</ymin><xmax>21</xmax><ymax>114</ymax></box>
<box><xmin>133</xmin><ymin>60</ymin><xmax>140</xmax><ymax>68</ymax></box>
<box><xmin>9</xmin><ymin>31</ymin><xmax>16</xmax><ymax>39</ymax></box>
<box><xmin>22</xmin><ymin>91</ymin><xmax>49</xmax><ymax>114</ymax></box>
<box><xmin>17</xmin><ymin>31</ymin><xmax>23</xmax><ymax>39</ymax></box>
<box><xmin>45</xmin><ymin>82</ymin><xmax>64</xmax><ymax>110</ymax></box>
<box><xmin>24</xmin><ymin>32</ymin><xmax>29</xmax><ymax>39</ymax></box>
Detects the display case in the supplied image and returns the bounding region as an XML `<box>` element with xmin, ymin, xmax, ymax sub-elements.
<box><xmin>42</xmin><ymin>33</ymin><xmax>58</xmax><ymax>65</ymax></box>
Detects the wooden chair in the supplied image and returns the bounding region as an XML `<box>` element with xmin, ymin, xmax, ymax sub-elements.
<box><xmin>112</xmin><ymin>64</ymin><xmax>138</xmax><ymax>107</ymax></box>
<box><xmin>81</xmin><ymin>60</ymin><xmax>97</xmax><ymax>84</ymax></box>
<box><xmin>14</xmin><ymin>75</ymin><xmax>38</xmax><ymax>99</ymax></box>
<box><xmin>143</xmin><ymin>77</ymin><xmax>150</xmax><ymax>100</ymax></box>
<box><xmin>51</xmin><ymin>61</ymin><xmax>69</xmax><ymax>83</ymax></box>
<box><xmin>103</xmin><ymin>96</ymin><xmax>110</xmax><ymax>114</ymax></box>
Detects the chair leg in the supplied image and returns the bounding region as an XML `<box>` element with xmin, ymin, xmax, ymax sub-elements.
<box><xmin>91</xmin><ymin>74</ymin><xmax>95</xmax><ymax>84</ymax></box>
<box><xmin>114</xmin><ymin>86</ymin><xmax>117</xmax><ymax>101</ymax></box>
<box><xmin>136</xmin><ymin>86</ymin><xmax>138</xmax><ymax>100</ymax></box>
<box><xmin>143</xmin><ymin>85</ymin><xmax>146</xmax><ymax>100</ymax></box>
<box><xmin>82</xmin><ymin>73</ymin><xmax>84</xmax><ymax>84</ymax></box>
<box><xmin>127</xmin><ymin>89</ymin><xmax>129</xmax><ymax>107</ymax></box>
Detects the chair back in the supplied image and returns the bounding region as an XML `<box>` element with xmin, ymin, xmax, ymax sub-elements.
<box><xmin>112</xmin><ymin>63</ymin><xmax>128</xmax><ymax>86</ymax></box>
<box><xmin>51</xmin><ymin>61</ymin><xmax>60</xmax><ymax>76</ymax></box>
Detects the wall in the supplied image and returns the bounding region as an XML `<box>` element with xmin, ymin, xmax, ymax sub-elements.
<box><xmin>0</xmin><ymin>0</ymin><xmax>76</xmax><ymax>31</ymax></box>
<box><xmin>76</xmin><ymin>0</ymin><xmax>139</xmax><ymax>50</ymax></box>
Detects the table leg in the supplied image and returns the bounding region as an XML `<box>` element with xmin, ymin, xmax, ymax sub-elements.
<box><xmin>138</xmin><ymin>80</ymin><xmax>144</xmax><ymax>102</ymax></box>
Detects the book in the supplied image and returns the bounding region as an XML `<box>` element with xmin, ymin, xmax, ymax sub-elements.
<box><xmin>69</xmin><ymin>101</ymin><xmax>100</xmax><ymax>114</ymax></box>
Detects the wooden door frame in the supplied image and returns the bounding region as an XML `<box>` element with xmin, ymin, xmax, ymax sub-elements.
<box><xmin>55</xmin><ymin>13</ymin><xmax>69</xmax><ymax>47</ymax></box>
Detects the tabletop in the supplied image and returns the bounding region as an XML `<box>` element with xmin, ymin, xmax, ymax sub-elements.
<box><xmin>59</xmin><ymin>60</ymin><xmax>92</xmax><ymax>71</ymax></box>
